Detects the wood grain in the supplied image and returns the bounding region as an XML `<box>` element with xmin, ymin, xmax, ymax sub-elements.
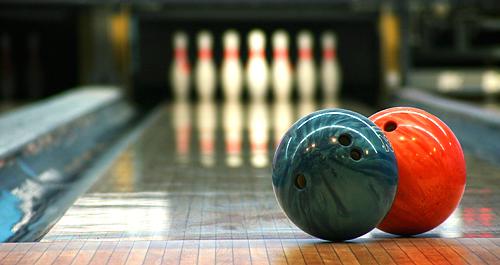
<box><xmin>0</xmin><ymin>238</ymin><xmax>498</xmax><ymax>264</ymax></box>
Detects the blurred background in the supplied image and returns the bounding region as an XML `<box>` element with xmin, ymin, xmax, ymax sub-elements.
<box><xmin>0</xmin><ymin>0</ymin><xmax>498</xmax><ymax>108</ymax></box>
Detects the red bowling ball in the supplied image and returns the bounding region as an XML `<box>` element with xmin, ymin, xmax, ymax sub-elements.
<box><xmin>370</xmin><ymin>107</ymin><xmax>466</xmax><ymax>235</ymax></box>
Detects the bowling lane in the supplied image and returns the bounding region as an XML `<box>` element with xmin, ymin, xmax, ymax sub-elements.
<box><xmin>43</xmin><ymin>101</ymin><xmax>500</xmax><ymax>242</ymax></box>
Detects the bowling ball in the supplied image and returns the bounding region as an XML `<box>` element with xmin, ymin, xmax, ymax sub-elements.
<box><xmin>272</xmin><ymin>108</ymin><xmax>398</xmax><ymax>241</ymax></box>
<box><xmin>370</xmin><ymin>107</ymin><xmax>466</xmax><ymax>235</ymax></box>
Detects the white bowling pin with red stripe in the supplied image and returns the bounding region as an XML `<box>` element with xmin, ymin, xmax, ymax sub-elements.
<box><xmin>321</xmin><ymin>31</ymin><xmax>341</xmax><ymax>103</ymax></box>
<box><xmin>246</xmin><ymin>29</ymin><xmax>269</xmax><ymax>102</ymax></box>
<box><xmin>221</xmin><ymin>30</ymin><xmax>243</xmax><ymax>102</ymax></box>
<box><xmin>272</xmin><ymin>30</ymin><xmax>293</xmax><ymax>102</ymax></box>
<box><xmin>170</xmin><ymin>31</ymin><xmax>191</xmax><ymax>101</ymax></box>
<box><xmin>195</xmin><ymin>31</ymin><xmax>216</xmax><ymax>101</ymax></box>
<box><xmin>296</xmin><ymin>30</ymin><xmax>316</xmax><ymax>101</ymax></box>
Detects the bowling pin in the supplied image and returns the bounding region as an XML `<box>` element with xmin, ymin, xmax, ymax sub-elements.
<box><xmin>321</xmin><ymin>31</ymin><xmax>341</xmax><ymax>104</ymax></box>
<box><xmin>296</xmin><ymin>30</ymin><xmax>316</xmax><ymax>101</ymax></box>
<box><xmin>223</xmin><ymin>101</ymin><xmax>243</xmax><ymax>167</ymax></box>
<box><xmin>195</xmin><ymin>31</ymin><xmax>216</xmax><ymax>101</ymax></box>
<box><xmin>271</xmin><ymin>30</ymin><xmax>293</xmax><ymax>102</ymax></box>
<box><xmin>197</xmin><ymin>100</ymin><xmax>217</xmax><ymax>167</ymax></box>
<box><xmin>170</xmin><ymin>31</ymin><xmax>191</xmax><ymax>101</ymax></box>
<box><xmin>221</xmin><ymin>30</ymin><xmax>243</xmax><ymax>102</ymax></box>
<box><xmin>437</xmin><ymin>71</ymin><xmax>463</xmax><ymax>92</ymax></box>
<box><xmin>173</xmin><ymin>101</ymin><xmax>192</xmax><ymax>163</ymax></box>
<box><xmin>246</xmin><ymin>29</ymin><xmax>269</xmax><ymax>102</ymax></box>
<box><xmin>248</xmin><ymin>101</ymin><xmax>269</xmax><ymax>168</ymax></box>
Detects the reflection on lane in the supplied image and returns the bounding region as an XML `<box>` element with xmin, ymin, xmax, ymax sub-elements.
<box><xmin>173</xmin><ymin>101</ymin><xmax>191</xmax><ymax>164</ymax></box>
<box><xmin>110</xmin><ymin>149</ymin><xmax>137</xmax><ymax>192</ymax></box>
<box><xmin>173</xmin><ymin>99</ymin><xmax>299</xmax><ymax>168</ymax></box>
<box><xmin>43</xmin><ymin>102</ymin><xmax>499</xmax><ymax>241</ymax></box>
<box><xmin>50</xmin><ymin>192</ymin><xmax>170</xmax><ymax>239</ymax></box>
<box><xmin>272</xmin><ymin>101</ymin><xmax>293</xmax><ymax>147</ymax></box>
<box><xmin>223</xmin><ymin>102</ymin><xmax>243</xmax><ymax>167</ymax></box>
<box><xmin>197</xmin><ymin>101</ymin><xmax>217</xmax><ymax>167</ymax></box>
<box><xmin>297</xmin><ymin>99</ymin><xmax>317</xmax><ymax>120</ymax></box>
<box><xmin>248</xmin><ymin>101</ymin><xmax>270</xmax><ymax>168</ymax></box>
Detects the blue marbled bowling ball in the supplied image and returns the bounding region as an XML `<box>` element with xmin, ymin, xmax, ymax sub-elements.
<box><xmin>272</xmin><ymin>108</ymin><xmax>398</xmax><ymax>241</ymax></box>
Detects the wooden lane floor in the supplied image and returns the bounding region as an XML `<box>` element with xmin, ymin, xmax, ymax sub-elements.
<box><xmin>0</xmin><ymin>238</ymin><xmax>499</xmax><ymax>264</ymax></box>
<box><xmin>1</xmin><ymin>102</ymin><xmax>499</xmax><ymax>264</ymax></box>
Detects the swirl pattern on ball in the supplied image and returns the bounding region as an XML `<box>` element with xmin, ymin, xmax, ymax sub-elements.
<box><xmin>272</xmin><ymin>108</ymin><xmax>398</xmax><ymax>241</ymax></box>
